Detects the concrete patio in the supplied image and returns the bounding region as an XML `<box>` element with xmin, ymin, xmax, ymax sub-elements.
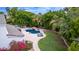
<box><xmin>21</xmin><ymin>28</ymin><xmax>46</xmax><ymax>51</ymax></box>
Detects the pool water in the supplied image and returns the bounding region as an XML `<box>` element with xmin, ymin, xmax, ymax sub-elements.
<box><xmin>26</xmin><ymin>29</ymin><xmax>40</xmax><ymax>34</ymax></box>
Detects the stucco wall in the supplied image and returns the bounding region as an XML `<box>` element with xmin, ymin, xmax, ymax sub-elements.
<box><xmin>0</xmin><ymin>14</ymin><xmax>6</xmax><ymax>24</ymax></box>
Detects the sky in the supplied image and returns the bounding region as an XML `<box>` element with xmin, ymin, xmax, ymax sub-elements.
<box><xmin>0</xmin><ymin>7</ymin><xmax>64</xmax><ymax>14</ymax></box>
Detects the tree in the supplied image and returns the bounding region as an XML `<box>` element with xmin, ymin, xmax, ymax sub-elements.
<box><xmin>60</xmin><ymin>7</ymin><xmax>79</xmax><ymax>41</ymax></box>
<box><xmin>5</xmin><ymin>7</ymin><xmax>10</xmax><ymax>13</ymax></box>
<box><xmin>7</xmin><ymin>7</ymin><xmax>36</xmax><ymax>27</ymax></box>
<box><xmin>0</xmin><ymin>12</ymin><xmax>4</xmax><ymax>14</ymax></box>
<box><xmin>6</xmin><ymin>7</ymin><xmax>18</xmax><ymax>24</ymax></box>
<box><xmin>41</xmin><ymin>11</ymin><xmax>55</xmax><ymax>29</ymax></box>
<box><xmin>41</xmin><ymin>10</ymin><xmax>65</xmax><ymax>30</ymax></box>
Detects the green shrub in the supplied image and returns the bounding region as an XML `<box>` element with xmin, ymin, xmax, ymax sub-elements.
<box><xmin>68</xmin><ymin>41</ymin><xmax>79</xmax><ymax>51</ymax></box>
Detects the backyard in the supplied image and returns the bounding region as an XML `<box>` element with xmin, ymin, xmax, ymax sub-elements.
<box><xmin>1</xmin><ymin>7</ymin><xmax>79</xmax><ymax>51</ymax></box>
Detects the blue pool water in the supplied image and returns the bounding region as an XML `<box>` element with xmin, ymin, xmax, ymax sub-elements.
<box><xmin>26</xmin><ymin>29</ymin><xmax>40</xmax><ymax>34</ymax></box>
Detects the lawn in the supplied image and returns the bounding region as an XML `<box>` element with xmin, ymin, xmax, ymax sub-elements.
<box><xmin>38</xmin><ymin>31</ymin><xmax>67</xmax><ymax>51</ymax></box>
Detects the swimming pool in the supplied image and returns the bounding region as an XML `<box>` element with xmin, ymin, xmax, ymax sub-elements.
<box><xmin>25</xmin><ymin>28</ymin><xmax>40</xmax><ymax>34</ymax></box>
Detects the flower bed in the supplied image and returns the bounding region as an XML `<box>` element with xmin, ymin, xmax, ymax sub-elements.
<box><xmin>0</xmin><ymin>40</ymin><xmax>32</xmax><ymax>51</ymax></box>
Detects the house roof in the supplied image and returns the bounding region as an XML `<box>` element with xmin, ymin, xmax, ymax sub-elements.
<box><xmin>6</xmin><ymin>24</ymin><xmax>24</xmax><ymax>37</ymax></box>
<box><xmin>0</xmin><ymin>14</ymin><xmax>24</xmax><ymax>37</ymax></box>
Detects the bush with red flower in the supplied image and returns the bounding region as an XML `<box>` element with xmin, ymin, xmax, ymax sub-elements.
<box><xmin>9</xmin><ymin>40</ymin><xmax>32</xmax><ymax>51</ymax></box>
<box><xmin>0</xmin><ymin>40</ymin><xmax>32</xmax><ymax>51</ymax></box>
